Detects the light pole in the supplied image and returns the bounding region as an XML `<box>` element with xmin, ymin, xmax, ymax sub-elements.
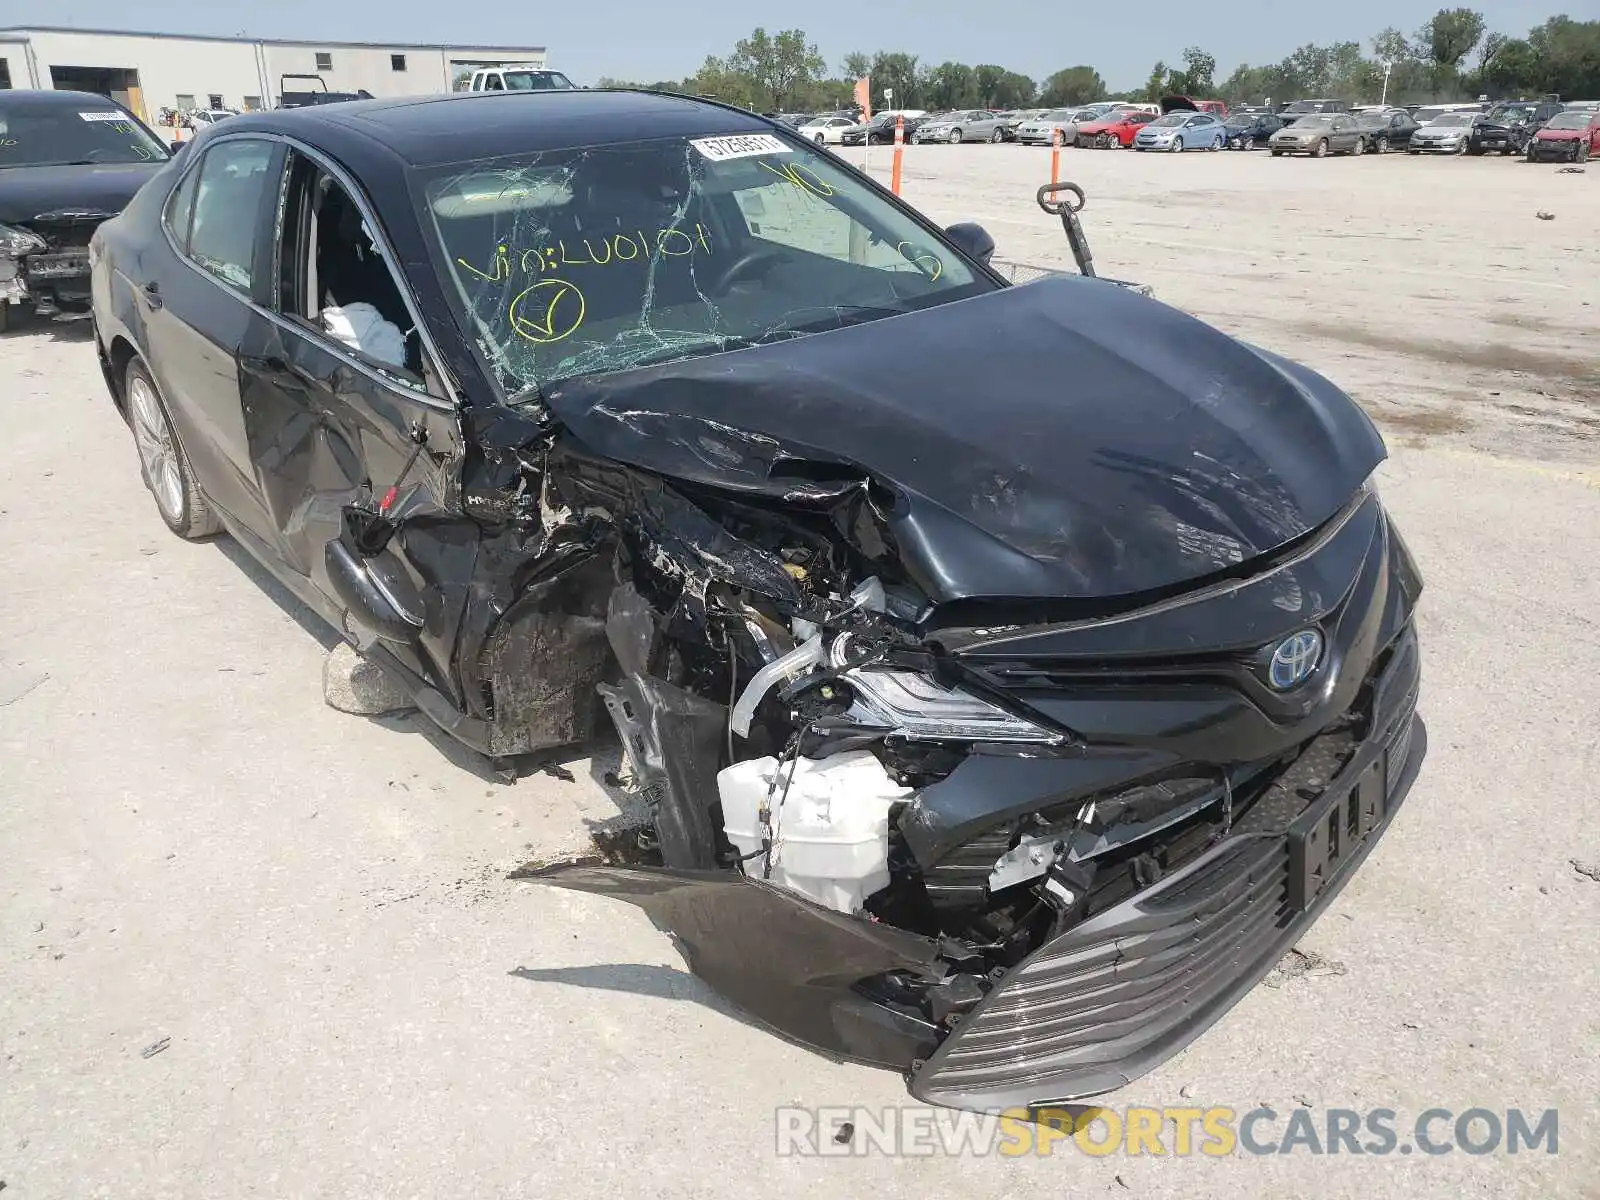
<box><xmin>1380</xmin><ymin>61</ymin><xmax>1392</xmax><ymax>106</ymax></box>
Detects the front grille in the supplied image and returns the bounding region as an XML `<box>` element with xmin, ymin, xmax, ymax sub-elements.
<box><xmin>917</xmin><ymin>838</ymin><xmax>1290</xmax><ymax>1106</ymax></box>
<box><xmin>911</xmin><ymin>628</ymin><xmax>1421</xmax><ymax>1111</ymax></box>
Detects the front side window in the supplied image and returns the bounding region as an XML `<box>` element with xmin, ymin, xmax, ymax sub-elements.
<box><xmin>0</xmin><ymin>103</ymin><xmax>168</xmax><ymax>167</ymax></box>
<box><xmin>187</xmin><ymin>139</ymin><xmax>277</xmax><ymax>291</ymax></box>
<box><xmin>419</xmin><ymin>131</ymin><xmax>994</xmax><ymax>399</ymax></box>
<box><xmin>276</xmin><ymin>151</ymin><xmax>428</xmax><ymax>386</ymax></box>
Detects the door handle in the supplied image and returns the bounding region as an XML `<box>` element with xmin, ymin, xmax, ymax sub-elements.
<box><xmin>142</xmin><ymin>280</ymin><xmax>163</xmax><ymax>310</ymax></box>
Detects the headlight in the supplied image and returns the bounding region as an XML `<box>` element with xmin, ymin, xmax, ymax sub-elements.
<box><xmin>841</xmin><ymin>666</ymin><xmax>1064</xmax><ymax>744</ymax></box>
<box><xmin>0</xmin><ymin>223</ymin><xmax>47</xmax><ymax>258</ymax></box>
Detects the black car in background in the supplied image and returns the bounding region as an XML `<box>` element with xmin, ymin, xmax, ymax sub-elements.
<box><xmin>0</xmin><ymin>89</ymin><xmax>170</xmax><ymax>331</ymax></box>
<box><xmin>90</xmin><ymin>89</ymin><xmax>1424</xmax><ymax>1114</ymax></box>
<box><xmin>1222</xmin><ymin>111</ymin><xmax>1283</xmax><ymax>148</ymax></box>
<box><xmin>1468</xmin><ymin>99</ymin><xmax>1565</xmax><ymax>155</ymax></box>
<box><xmin>1355</xmin><ymin>108</ymin><xmax>1421</xmax><ymax>153</ymax></box>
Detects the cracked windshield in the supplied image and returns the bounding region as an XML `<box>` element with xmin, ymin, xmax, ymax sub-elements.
<box><xmin>419</xmin><ymin>131</ymin><xmax>991</xmax><ymax>398</ymax></box>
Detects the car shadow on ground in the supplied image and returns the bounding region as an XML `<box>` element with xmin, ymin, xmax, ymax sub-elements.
<box><xmin>506</xmin><ymin>961</ymin><xmax>793</xmax><ymax>1041</ymax></box>
<box><xmin>0</xmin><ymin>314</ymin><xmax>96</xmax><ymax>343</ymax></box>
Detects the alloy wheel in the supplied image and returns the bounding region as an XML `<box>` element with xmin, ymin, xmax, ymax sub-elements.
<box><xmin>948</xmin><ymin>128</ymin><xmax>963</xmax><ymax>144</ymax></box>
<box><xmin>129</xmin><ymin>374</ymin><xmax>184</xmax><ymax>523</ymax></box>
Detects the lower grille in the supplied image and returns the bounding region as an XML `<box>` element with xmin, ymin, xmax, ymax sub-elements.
<box><xmin>911</xmin><ymin>634</ymin><xmax>1422</xmax><ymax>1111</ymax></box>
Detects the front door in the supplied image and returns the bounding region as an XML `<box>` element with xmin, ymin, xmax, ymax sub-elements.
<box><xmin>235</xmin><ymin>146</ymin><xmax>464</xmax><ymax>684</ymax></box>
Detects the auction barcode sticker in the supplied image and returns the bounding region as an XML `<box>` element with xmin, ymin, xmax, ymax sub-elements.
<box><xmin>690</xmin><ymin>134</ymin><xmax>791</xmax><ymax>161</ymax></box>
<box><xmin>79</xmin><ymin>111</ymin><xmax>125</xmax><ymax>122</ymax></box>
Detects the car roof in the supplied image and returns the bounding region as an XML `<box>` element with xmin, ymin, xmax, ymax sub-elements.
<box><xmin>0</xmin><ymin>88</ymin><xmax>133</xmax><ymax>112</ymax></box>
<box><xmin>214</xmin><ymin>89</ymin><xmax>770</xmax><ymax>168</ymax></box>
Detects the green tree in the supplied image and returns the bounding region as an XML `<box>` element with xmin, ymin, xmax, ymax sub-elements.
<box><xmin>1178</xmin><ymin>46</ymin><xmax>1217</xmax><ymax>94</ymax></box>
<box><xmin>924</xmin><ymin>61</ymin><xmax>980</xmax><ymax>109</ymax></box>
<box><xmin>840</xmin><ymin>51</ymin><xmax>873</xmax><ymax>80</ymax></box>
<box><xmin>1420</xmin><ymin>8</ymin><xmax>1487</xmax><ymax>68</ymax></box>
<box><xmin>1141</xmin><ymin>61</ymin><xmax>1168</xmax><ymax>101</ymax></box>
<box><xmin>869</xmin><ymin>51</ymin><xmax>922</xmax><ymax>107</ymax></box>
<box><xmin>728</xmin><ymin>28</ymin><xmax>827</xmax><ymax>110</ymax></box>
<box><xmin>994</xmin><ymin>70</ymin><xmax>1038</xmax><ymax>107</ymax></box>
<box><xmin>1040</xmin><ymin>65</ymin><xmax>1106</xmax><ymax>106</ymax></box>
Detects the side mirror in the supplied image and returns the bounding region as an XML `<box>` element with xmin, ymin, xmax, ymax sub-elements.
<box><xmin>168</xmin><ymin>140</ymin><xmax>187</xmax><ymax>157</ymax></box>
<box><xmin>944</xmin><ymin>221</ymin><xmax>995</xmax><ymax>265</ymax></box>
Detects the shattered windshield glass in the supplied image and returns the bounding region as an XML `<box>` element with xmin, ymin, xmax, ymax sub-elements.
<box><xmin>417</xmin><ymin>132</ymin><xmax>992</xmax><ymax>399</ymax></box>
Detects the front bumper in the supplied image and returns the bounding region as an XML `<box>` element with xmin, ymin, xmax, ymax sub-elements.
<box><xmin>1528</xmin><ymin>139</ymin><xmax>1582</xmax><ymax>160</ymax></box>
<box><xmin>1410</xmin><ymin>140</ymin><xmax>1463</xmax><ymax>153</ymax></box>
<box><xmin>911</xmin><ymin>628</ymin><xmax>1424</xmax><ymax>1110</ymax></box>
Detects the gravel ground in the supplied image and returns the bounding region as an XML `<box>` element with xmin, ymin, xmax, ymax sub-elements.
<box><xmin>2</xmin><ymin>145</ymin><xmax>1597</xmax><ymax>1197</ymax></box>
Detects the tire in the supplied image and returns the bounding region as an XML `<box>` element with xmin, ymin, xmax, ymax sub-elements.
<box><xmin>125</xmin><ymin>358</ymin><xmax>220</xmax><ymax>540</ymax></box>
<box><xmin>1313</xmin><ymin>138</ymin><xmax>1328</xmax><ymax>158</ymax></box>
<box><xmin>1375</xmin><ymin>135</ymin><xmax>1389</xmax><ymax>154</ymax></box>
<box><xmin>989</xmin><ymin>127</ymin><xmax>1003</xmax><ymax>143</ymax></box>
<box><xmin>1168</xmin><ymin>135</ymin><xmax>1183</xmax><ymax>152</ymax></box>
<box><xmin>1353</xmin><ymin>137</ymin><xmax>1365</xmax><ymax>156</ymax></box>
<box><xmin>1579</xmin><ymin>142</ymin><xmax>1591</xmax><ymax>164</ymax></box>
<box><xmin>948</xmin><ymin>128</ymin><xmax>962</xmax><ymax>144</ymax></box>
<box><xmin>1271</xmin><ymin>148</ymin><xmax>1283</xmax><ymax>157</ymax></box>
<box><xmin>1211</xmin><ymin>133</ymin><xmax>1223</xmax><ymax>150</ymax></box>
<box><xmin>1467</xmin><ymin>145</ymin><xmax>1483</xmax><ymax>156</ymax></box>
<box><xmin>1525</xmin><ymin>146</ymin><xmax>1535</xmax><ymax>162</ymax></box>
<box><xmin>0</xmin><ymin>302</ymin><xmax>9</xmax><ymax>334</ymax></box>
<box><xmin>813</xmin><ymin>133</ymin><xmax>825</xmax><ymax>144</ymax></box>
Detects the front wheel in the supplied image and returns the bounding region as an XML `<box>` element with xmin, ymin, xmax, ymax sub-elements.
<box><xmin>1353</xmin><ymin>137</ymin><xmax>1366</xmax><ymax>156</ymax></box>
<box><xmin>1579</xmin><ymin>142</ymin><xmax>1591</xmax><ymax>163</ymax></box>
<box><xmin>1270</xmin><ymin>148</ymin><xmax>1283</xmax><ymax>157</ymax></box>
<box><xmin>1313</xmin><ymin>138</ymin><xmax>1329</xmax><ymax>158</ymax></box>
<box><xmin>948</xmin><ymin>128</ymin><xmax>963</xmax><ymax>144</ymax></box>
<box><xmin>1211</xmin><ymin>133</ymin><xmax>1223</xmax><ymax>150</ymax></box>
<box><xmin>1168</xmin><ymin>135</ymin><xmax>1183</xmax><ymax>152</ymax></box>
<box><xmin>126</xmin><ymin>358</ymin><xmax>221</xmax><ymax>540</ymax></box>
<box><xmin>1375</xmin><ymin>135</ymin><xmax>1389</xmax><ymax>154</ymax></box>
<box><xmin>989</xmin><ymin>127</ymin><xmax>1004</xmax><ymax>143</ymax></box>
<box><xmin>813</xmin><ymin>133</ymin><xmax>825</xmax><ymax>144</ymax></box>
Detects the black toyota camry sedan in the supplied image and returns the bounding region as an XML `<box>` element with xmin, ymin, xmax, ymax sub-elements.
<box><xmin>91</xmin><ymin>89</ymin><xmax>1425</xmax><ymax>1112</ymax></box>
<box><xmin>1</xmin><ymin>89</ymin><xmax>170</xmax><ymax>329</ymax></box>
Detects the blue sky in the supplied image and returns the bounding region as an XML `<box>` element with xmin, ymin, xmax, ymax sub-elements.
<box><xmin>10</xmin><ymin>0</ymin><xmax>1577</xmax><ymax>91</ymax></box>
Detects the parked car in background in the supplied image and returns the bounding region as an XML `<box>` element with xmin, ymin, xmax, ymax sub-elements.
<box><xmin>1132</xmin><ymin>110</ymin><xmax>1227</xmax><ymax>151</ymax></box>
<box><xmin>1077</xmin><ymin>109</ymin><xmax>1155</xmax><ymax>147</ymax></box>
<box><xmin>1526</xmin><ymin>108</ymin><xmax>1600</xmax><ymax>162</ymax></box>
<box><xmin>1160</xmin><ymin>94</ymin><xmax>1228</xmax><ymax>117</ymax></box>
<box><xmin>466</xmin><ymin>65</ymin><xmax>577</xmax><ymax>91</ymax></box>
<box><xmin>1406</xmin><ymin>111</ymin><xmax>1476</xmax><ymax>154</ymax></box>
<box><xmin>1015</xmin><ymin>108</ymin><xmax>1078</xmax><ymax>145</ymax></box>
<box><xmin>1279</xmin><ymin>98</ymin><xmax>1350</xmax><ymax>124</ymax></box>
<box><xmin>798</xmin><ymin>115</ymin><xmax>856</xmax><ymax>144</ymax></box>
<box><xmin>188</xmin><ymin>108</ymin><xmax>239</xmax><ymax>128</ymax></box>
<box><xmin>1468</xmin><ymin>99</ymin><xmax>1565</xmax><ymax>155</ymax></box>
<box><xmin>1355</xmin><ymin>108</ymin><xmax>1420</xmax><ymax>153</ymax></box>
<box><xmin>1222</xmin><ymin>111</ymin><xmax>1283</xmax><ymax>148</ymax></box>
<box><xmin>1269</xmin><ymin>113</ymin><xmax>1362</xmax><ymax>156</ymax></box>
<box><xmin>0</xmin><ymin>89</ymin><xmax>171</xmax><ymax>331</ymax></box>
<box><xmin>1001</xmin><ymin>108</ymin><xmax>1046</xmax><ymax>140</ymax></box>
<box><xmin>913</xmin><ymin>109</ymin><xmax>1008</xmax><ymax>143</ymax></box>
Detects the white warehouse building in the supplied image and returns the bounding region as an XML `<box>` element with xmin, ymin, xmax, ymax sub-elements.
<box><xmin>0</xmin><ymin>26</ymin><xmax>552</xmax><ymax>123</ymax></box>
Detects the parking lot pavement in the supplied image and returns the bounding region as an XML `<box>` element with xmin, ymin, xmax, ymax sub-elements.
<box><xmin>2</xmin><ymin>149</ymin><xmax>1599</xmax><ymax>1197</ymax></box>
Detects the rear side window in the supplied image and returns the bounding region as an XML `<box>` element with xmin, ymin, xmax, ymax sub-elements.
<box><xmin>186</xmin><ymin>139</ymin><xmax>278</xmax><ymax>292</ymax></box>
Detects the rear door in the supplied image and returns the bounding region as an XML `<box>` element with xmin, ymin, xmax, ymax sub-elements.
<box><xmin>235</xmin><ymin>144</ymin><xmax>463</xmax><ymax>667</ymax></box>
<box><xmin>144</xmin><ymin>135</ymin><xmax>284</xmax><ymax>534</ymax></box>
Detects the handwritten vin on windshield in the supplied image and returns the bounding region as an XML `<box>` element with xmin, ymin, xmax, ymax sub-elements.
<box><xmin>456</xmin><ymin>225</ymin><xmax>714</xmax><ymax>284</ymax></box>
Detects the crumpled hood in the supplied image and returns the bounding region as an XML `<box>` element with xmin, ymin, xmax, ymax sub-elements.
<box><xmin>1534</xmin><ymin>128</ymin><xmax>1581</xmax><ymax>140</ymax></box>
<box><xmin>0</xmin><ymin>163</ymin><xmax>161</xmax><ymax>227</ymax></box>
<box><xmin>546</xmin><ymin>275</ymin><xmax>1385</xmax><ymax>603</ymax></box>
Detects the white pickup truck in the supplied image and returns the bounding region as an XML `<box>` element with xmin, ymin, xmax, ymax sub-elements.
<box><xmin>466</xmin><ymin>65</ymin><xmax>578</xmax><ymax>92</ymax></box>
